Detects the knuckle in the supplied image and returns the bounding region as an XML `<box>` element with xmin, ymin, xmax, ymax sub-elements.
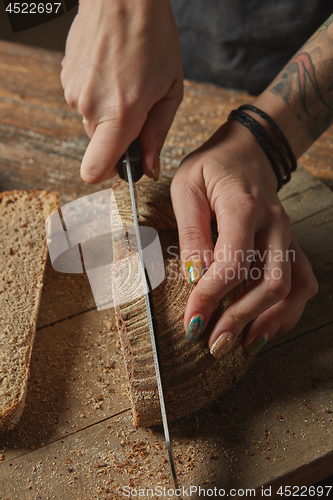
<box><xmin>176</xmin><ymin>91</ymin><xmax>184</xmax><ymax>107</ymax></box>
<box><xmin>175</xmin><ymin>81</ymin><xmax>184</xmax><ymax>106</ymax></box>
<box><xmin>208</xmin><ymin>262</ymin><xmax>244</xmax><ymax>290</ymax></box>
<box><xmin>271</xmin><ymin>203</ymin><xmax>290</xmax><ymax>225</ymax></box>
<box><xmin>268</xmin><ymin>316</ymin><xmax>283</xmax><ymax>333</ymax></box>
<box><xmin>216</xmin><ymin>191</ymin><xmax>257</xmax><ymax>223</ymax></box>
<box><xmin>77</xmin><ymin>88</ymin><xmax>96</xmax><ymax>120</ymax></box>
<box><xmin>304</xmin><ymin>274</ymin><xmax>319</xmax><ymax>299</ymax></box>
<box><xmin>180</xmin><ymin>227</ymin><xmax>205</xmax><ymax>250</ymax></box>
<box><xmin>110</xmin><ymin>100</ymin><xmax>129</xmax><ymax>127</ymax></box>
<box><xmin>59</xmin><ymin>65</ymin><xmax>67</xmax><ymax>87</ymax></box>
<box><xmin>76</xmin><ymin>73</ymin><xmax>110</xmax><ymax>121</ymax></box>
<box><xmin>231</xmin><ymin>312</ymin><xmax>252</xmax><ymax>329</ymax></box>
<box><xmin>265</xmin><ymin>274</ymin><xmax>291</xmax><ymax>300</ymax></box>
<box><xmin>240</xmin><ymin>193</ymin><xmax>257</xmax><ymax>216</ymax></box>
<box><xmin>150</xmin><ymin>126</ymin><xmax>168</xmax><ymax>147</ymax></box>
<box><xmin>63</xmin><ymin>83</ymin><xmax>77</xmax><ymax>110</ymax></box>
<box><xmin>295</xmin><ymin>259</ymin><xmax>319</xmax><ymax>299</ymax></box>
<box><xmin>76</xmin><ymin>93</ymin><xmax>91</xmax><ymax>119</ymax></box>
<box><xmin>281</xmin><ymin>319</ymin><xmax>299</xmax><ymax>335</ymax></box>
<box><xmin>310</xmin><ymin>276</ymin><xmax>319</xmax><ymax>297</ymax></box>
<box><xmin>224</xmin><ymin>259</ymin><xmax>247</xmax><ymax>278</ymax></box>
<box><xmin>171</xmin><ymin>177</ymin><xmax>201</xmax><ymax>206</ymax></box>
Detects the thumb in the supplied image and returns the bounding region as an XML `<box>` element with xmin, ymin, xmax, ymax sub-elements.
<box><xmin>80</xmin><ymin>119</ymin><xmax>142</xmax><ymax>184</ymax></box>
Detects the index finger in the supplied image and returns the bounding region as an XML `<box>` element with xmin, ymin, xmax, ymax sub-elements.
<box><xmin>184</xmin><ymin>207</ymin><xmax>256</xmax><ymax>340</ymax></box>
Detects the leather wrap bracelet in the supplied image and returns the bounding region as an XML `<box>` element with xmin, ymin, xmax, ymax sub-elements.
<box><xmin>228</xmin><ymin>105</ymin><xmax>297</xmax><ymax>191</ymax></box>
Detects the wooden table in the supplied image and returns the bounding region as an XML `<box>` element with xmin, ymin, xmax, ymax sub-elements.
<box><xmin>0</xmin><ymin>41</ymin><xmax>332</xmax><ymax>499</ymax></box>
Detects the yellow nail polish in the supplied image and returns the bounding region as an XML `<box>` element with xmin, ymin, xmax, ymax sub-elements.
<box><xmin>186</xmin><ymin>260</ymin><xmax>192</xmax><ymax>283</ymax></box>
<box><xmin>210</xmin><ymin>333</ymin><xmax>233</xmax><ymax>359</ymax></box>
<box><xmin>153</xmin><ymin>157</ymin><xmax>160</xmax><ymax>182</ymax></box>
<box><xmin>185</xmin><ymin>259</ymin><xmax>204</xmax><ymax>284</ymax></box>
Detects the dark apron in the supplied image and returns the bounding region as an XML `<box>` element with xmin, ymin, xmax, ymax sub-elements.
<box><xmin>170</xmin><ymin>0</ymin><xmax>332</xmax><ymax>93</ymax></box>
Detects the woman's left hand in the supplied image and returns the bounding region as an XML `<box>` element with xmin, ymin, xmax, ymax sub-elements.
<box><xmin>171</xmin><ymin>119</ymin><xmax>318</xmax><ymax>358</ymax></box>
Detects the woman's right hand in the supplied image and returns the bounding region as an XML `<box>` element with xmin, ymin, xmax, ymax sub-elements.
<box><xmin>60</xmin><ymin>0</ymin><xmax>183</xmax><ymax>183</ymax></box>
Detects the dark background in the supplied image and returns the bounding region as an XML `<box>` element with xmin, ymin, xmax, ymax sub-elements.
<box><xmin>0</xmin><ymin>0</ymin><xmax>77</xmax><ymax>50</ymax></box>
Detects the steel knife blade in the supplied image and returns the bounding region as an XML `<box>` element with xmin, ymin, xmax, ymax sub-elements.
<box><xmin>117</xmin><ymin>143</ymin><xmax>179</xmax><ymax>490</ymax></box>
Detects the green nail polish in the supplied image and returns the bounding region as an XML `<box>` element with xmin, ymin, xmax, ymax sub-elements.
<box><xmin>186</xmin><ymin>315</ymin><xmax>205</xmax><ymax>341</ymax></box>
<box><xmin>247</xmin><ymin>334</ymin><xmax>269</xmax><ymax>356</ymax></box>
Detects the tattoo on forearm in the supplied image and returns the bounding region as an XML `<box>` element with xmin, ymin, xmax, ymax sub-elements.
<box><xmin>272</xmin><ymin>52</ymin><xmax>331</xmax><ymax>118</ymax></box>
<box><xmin>270</xmin><ymin>13</ymin><xmax>333</xmax><ymax>141</ymax></box>
<box><xmin>270</xmin><ymin>49</ymin><xmax>333</xmax><ymax>140</ymax></box>
<box><xmin>307</xmin><ymin>13</ymin><xmax>333</xmax><ymax>43</ymax></box>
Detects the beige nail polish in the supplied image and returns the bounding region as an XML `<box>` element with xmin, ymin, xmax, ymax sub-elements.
<box><xmin>210</xmin><ymin>333</ymin><xmax>233</xmax><ymax>359</ymax></box>
<box><xmin>153</xmin><ymin>157</ymin><xmax>160</xmax><ymax>182</ymax></box>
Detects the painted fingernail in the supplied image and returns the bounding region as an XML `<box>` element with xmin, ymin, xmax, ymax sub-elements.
<box><xmin>153</xmin><ymin>156</ymin><xmax>160</xmax><ymax>182</ymax></box>
<box><xmin>246</xmin><ymin>334</ymin><xmax>269</xmax><ymax>356</ymax></box>
<box><xmin>186</xmin><ymin>314</ymin><xmax>205</xmax><ymax>341</ymax></box>
<box><xmin>210</xmin><ymin>332</ymin><xmax>233</xmax><ymax>359</ymax></box>
<box><xmin>186</xmin><ymin>259</ymin><xmax>205</xmax><ymax>284</ymax></box>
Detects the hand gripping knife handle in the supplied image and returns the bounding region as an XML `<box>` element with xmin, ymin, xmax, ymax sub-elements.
<box><xmin>116</xmin><ymin>138</ymin><xmax>144</xmax><ymax>183</ymax></box>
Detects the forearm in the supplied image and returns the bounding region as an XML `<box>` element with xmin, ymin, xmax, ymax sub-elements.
<box><xmin>252</xmin><ymin>13</ymin><xmax>333</xmax><ymax>159</ymax></box>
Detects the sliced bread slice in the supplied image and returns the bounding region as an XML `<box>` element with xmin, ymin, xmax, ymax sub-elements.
<box><xmin>0</xmin><ymin>190</ymin><xmax>59</xmax><ymax>435</ymax></box>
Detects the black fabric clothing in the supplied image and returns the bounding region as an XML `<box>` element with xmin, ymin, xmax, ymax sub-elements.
<box><xmin>170</xmin><ymin>0</ymin><xmax>333</xmax><ymax>94</ymax></box>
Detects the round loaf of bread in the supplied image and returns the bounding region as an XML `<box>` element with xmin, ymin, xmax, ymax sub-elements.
<box><xmin>112</xmin><ymin>176</ymin><xmax>254</xmax><ymax>427</ymax></box>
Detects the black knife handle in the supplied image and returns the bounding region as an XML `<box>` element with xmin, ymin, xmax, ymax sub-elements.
<box><xmin>116</xmin><ymin>138</ymin><xmax>144</xmax><ymax>183</ymax></box>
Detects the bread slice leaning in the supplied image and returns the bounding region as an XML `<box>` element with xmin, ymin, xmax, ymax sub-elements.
<box><xmin>0</xmin><ymin>190</ymin><xmax>59</xmax><ymax>435</ymax></box>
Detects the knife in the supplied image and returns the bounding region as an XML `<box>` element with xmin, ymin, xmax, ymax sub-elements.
<box><xmin>116</xmin><ymin>140</ymin><xmax>179</xmax><ymax>490</ymax></box>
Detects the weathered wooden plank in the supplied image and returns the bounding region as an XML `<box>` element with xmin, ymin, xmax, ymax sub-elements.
<box><xmin>1</xmin><ymin>322</ymin><xmax>332</xmax><ymax>499</ymax></box>
<box><xmin>0</xmin><ymin>41</ymin><xmax>64</xmax><ymax>99</ymax></box>
<box><xmin>0</xmin><ymin>411</ymin><xmax>174</xmax><ymax>500</ymax></box>
<box><xmin>0</xmin><ymin>90</ymin><xmax>85</xmax><ymax>141</ymax></box>
<box><xmin>0</xmin><ymin>134</ymin><xmax>118</xmax><ymax>206</ymax></box>
<box><xmin>36</xmin><ymin>259</ymin><xmax>96</xmax><ymax>328</ymax></box>
<box><xmin>281</xmin><ymin>183</ymin><xmax>333</xmax><ymax>225</ymax></box>
<box><xmin>0</xmin><ymin>307</ymin><xmax>131</xmax><ymax>463</ymax></box>
<box><xmin>279</xmin><ymin>166</ymin><xmax>324</xmax><ymax>201</ymax></box>
<box><xmin>292</xmin><ymin>204</ymin><xmax>333</xmax><ymax>237</ymax></box>
<box><xmin>294</xmin><ymin>219</ymin><xmax>333</xmax><ymax>259</ymax></box>
<box><xmin>260</xmin><ymin>246</ymin><xmax>333</xmax><ymax>352</ymax></box>
<box><xmin>302</xmin><ymin>137</ymin><xmax>333</xmax><ymax>180</ymax></box>
<box><xmin>282</xmin><ymin>180</ymin><xmax>333</xmax><ymax>259</ymax></box>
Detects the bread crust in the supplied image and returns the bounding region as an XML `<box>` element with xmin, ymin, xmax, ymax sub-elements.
<box><xmin>0</xmin><ymin>190</ymin><xmax>59</xmax><ymax>435</ymax></box>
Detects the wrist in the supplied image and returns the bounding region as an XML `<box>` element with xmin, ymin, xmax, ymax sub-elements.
<box><xmin>212</xmin><ymin>120</ymin><xmax>281</xmax><ymax>194</ymax></box>
<box><xmin>251</xmin><ymin>90</ymin><xmax>312</xmax><ymax>160</ymax></box>
<box><xmin>228</xmin><ymin>104</ymin><xmax>298</xmax><ymax>188</ymax></box>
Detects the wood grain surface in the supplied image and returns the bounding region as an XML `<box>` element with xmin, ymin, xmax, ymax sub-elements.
<box><xmin>0</xmin><ymin>41</ymin><xmax>332</xmax><ymax>499</ymax></box>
